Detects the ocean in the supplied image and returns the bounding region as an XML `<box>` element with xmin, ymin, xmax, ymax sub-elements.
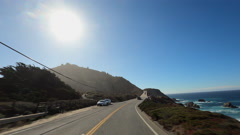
<box><xmin>167</xmin><ymin>90</ymin><xmax>240</xmax><ymax>121</ymax></box>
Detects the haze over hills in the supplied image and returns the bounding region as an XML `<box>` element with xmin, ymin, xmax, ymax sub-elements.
<box><xmin>52</xmin><ymin>63</ymin><xmax>142</xmax><ymax>96</ymax></box>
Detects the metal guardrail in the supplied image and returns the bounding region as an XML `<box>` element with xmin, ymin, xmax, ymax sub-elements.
<box><xmin>0</xmin><ymin>112</ymin><xmax>46</xmax><ymax>125</ymax></box>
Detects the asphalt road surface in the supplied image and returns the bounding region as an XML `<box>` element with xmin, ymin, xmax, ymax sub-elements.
<box><xmin>3</xmin><ymin>96</ymin><xmax>168</xmax><ymax>135</ymax></box>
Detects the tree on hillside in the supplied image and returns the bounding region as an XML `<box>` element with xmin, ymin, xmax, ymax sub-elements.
<box><xmin>0</xmin><ymin>62</ymin><xmax>80</xmax><ymax>102</ymax></box>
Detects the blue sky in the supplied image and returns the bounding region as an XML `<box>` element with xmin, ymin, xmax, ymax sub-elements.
<box><xmin>1</xmin><ymin>0</ymin><xmax>240</xmax><ymax>94</ymax></box>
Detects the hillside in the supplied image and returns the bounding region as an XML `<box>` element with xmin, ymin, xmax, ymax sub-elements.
<box><xmin>144</xmin><ymin>88</ymin><xmax>167</xmax><ymax>97</ymax></box>
<box><xmin>52</xmin><ymin>63</ymin><xmax>142</xmax><ymax>96</ymax></box>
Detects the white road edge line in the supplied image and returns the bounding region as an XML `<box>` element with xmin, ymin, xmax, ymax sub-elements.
<box><xmin>135</xmin><ymin>103</ymin><xmax>159</xmax><ymax>135</ymax></box>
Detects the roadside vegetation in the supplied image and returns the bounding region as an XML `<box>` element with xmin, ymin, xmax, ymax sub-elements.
<box><xmin>84</xmin><ymin>92</ymin><xmax>137</xmax><ymax>102</ymax></box>
<box><xmin>0</xmin><ymin>99</ymin><xmax>97</xmax><ymax>117</ymax></box>
<box><xmin>139</xmin><ymin>96</ymin><xmax>240</xmax><ymax>135</ymax></box>
<box><xmin>0</xmin><ymin>62</ymin><xmax>80</xmax><ymax>102</ymax></box>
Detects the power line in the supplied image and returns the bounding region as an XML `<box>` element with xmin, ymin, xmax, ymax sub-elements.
<box><xmin>0</xmin><ymin>41</ymin><xmax>96</xmax><ymax>89</ymax></box>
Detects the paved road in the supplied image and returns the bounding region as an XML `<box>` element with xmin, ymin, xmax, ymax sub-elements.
<box><xmin>3</xmin><ymin>96</ymin><xmax>168</xmax><ymax>135</ymax></box>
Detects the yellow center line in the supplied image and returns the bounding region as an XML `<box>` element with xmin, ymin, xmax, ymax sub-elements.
<box><xmin>86</xmin><ymin>102</ymin><xmax>130</xmax><ymax>135</ymax></box>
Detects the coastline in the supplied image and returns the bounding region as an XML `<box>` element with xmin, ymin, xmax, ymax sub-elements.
<box><xmin>139</xmin><ymin>95</ymin><xmax>240</xmax><ymax>135</ymax></box>
<box><xmin>167</xmin><ymin>90</ymin><xmax>240</xmax><ymax>121</ymax></box>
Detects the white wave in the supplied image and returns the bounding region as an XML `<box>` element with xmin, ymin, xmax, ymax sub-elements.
<box><xmin>214</xmin><ymin>109</ymin><xmax>240</xmax><ymax>114</ymax></box>
<box><xmin>195</xmin><ymin>101</ymin><xmax>213</xmax><ymax>104</ymax></box>
<box><xmin>177</xmin><ymin>100</ymin><xmax>190</xmax><ymax>104</ymax></box>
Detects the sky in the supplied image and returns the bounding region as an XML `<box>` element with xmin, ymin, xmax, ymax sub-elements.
<box><xmin>1</xmin><ymin>0</ymin><xmax>240</xmax><ymax>94</ymax></box>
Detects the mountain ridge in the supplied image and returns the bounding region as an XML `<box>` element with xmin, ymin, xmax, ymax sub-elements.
<box><xmin>52</xmin><ymin>63</ymin><xmax>142</xmax><ymax>96</ymax></box>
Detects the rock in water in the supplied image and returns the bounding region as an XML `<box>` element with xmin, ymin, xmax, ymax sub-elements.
<box><xmin>223</xmin><ymin>102</ymin><xmax>238</xmax><ymax>108</ymax></box>
<box><xmin>185</xmin><ymin>102</ymin><xmax>200</xmax><ymax>108</ymax></box>
<box><xmin>198</xmin><ymin>99</ymin><xmax>206</xmax><ymax>102</ymax></box>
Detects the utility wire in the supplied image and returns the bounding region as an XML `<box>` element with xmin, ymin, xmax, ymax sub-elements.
<box><xmin>0</xmin><ymin>41</ymin><xmax>96</xmax><ymax>89</ymax></box>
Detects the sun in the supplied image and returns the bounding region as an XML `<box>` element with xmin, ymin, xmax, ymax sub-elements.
<box><xmin>48</xmin><ymin>9</ymin><xmax>84</xmax><ymax>42</ymax></box>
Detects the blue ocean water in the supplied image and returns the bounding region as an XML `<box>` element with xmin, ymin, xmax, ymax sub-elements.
<box><xmin>167</xmin><ymin>90</ymin><xmax>240</xmax><ymax>121</ymax></box>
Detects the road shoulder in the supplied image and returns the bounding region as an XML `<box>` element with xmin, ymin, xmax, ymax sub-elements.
<box><xmin>135</xmin><ymin>101</ymin><xmax>174</xmax><ymax>135</ymax></box>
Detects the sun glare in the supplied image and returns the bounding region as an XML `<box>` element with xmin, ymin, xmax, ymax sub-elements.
<box><xmin>48</xmin><ymin>9</ymin><xmax>84</xmax><ymax>42</ymax></box>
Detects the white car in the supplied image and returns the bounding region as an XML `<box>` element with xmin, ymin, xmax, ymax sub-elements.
<box><xmin>97</xmin><ymin>100</ymin><xmax>108</xmax><ymax>106</ymax></box>
<box><xmin>104</xmin><ymin>99</ymin><xmax>111</xmax><ymax>105</ymax></box>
